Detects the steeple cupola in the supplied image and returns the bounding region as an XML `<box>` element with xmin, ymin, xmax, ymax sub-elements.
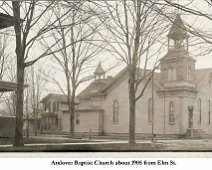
<box><xmin>160</xmin><ymin>14</ymin><xmax>196</xmax><ymax>90</ymax></box>
<box><xmin>94</xmin><ymin>62</ymin><xmax>105</xmax><ymax>80</ymax></box>
<box><xmin>167</xmin><ymin>14</ymin><xmax>189</xmax><ymax>50</ymax></box>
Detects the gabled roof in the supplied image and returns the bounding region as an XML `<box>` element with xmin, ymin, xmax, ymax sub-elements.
<box><xmin>40</xmin><ymin>93</ymin><xmax>68</xmax><ymax>103</ymax></box>
<box><xmin>195</xmin><ymin>68</ymin><xmax>212</xmax><ymax>88</ymax></box>
<box><xmin>81</xmin><ymin>67</ymin><xmax>212</xmax><ymax>99</ymax></box>
<box><xmin>40</xmin><ymin>93</ymin><xmax>80</xmax><ymax>104</ymax></box>
<box><xmin>161</xmin><ymin>46</ymin><xmax>190</xmax><ymax>61</ymax></box>
<box><xmin>168</xmin><ymin>14</ymin><xmax>189</xmax><ymax>40</ymax></box>
<box><xmin>101</xmin><ymin>67</ymin><xmax>128</xmax><ymax>93</ymax></box>
<box><xmin>102</xmin><ymin>67</ymin><xmax>162</xmax><ymax>93</ymax></box>
<box><xmin>78</xmin><ymin>67</ymin><xmax>162</xmax><ymax>99</ymax></box>
<box><xmin>77</xmin><ymin>78</ymin><xmax>113</xmax><ymax>99</ymax></box>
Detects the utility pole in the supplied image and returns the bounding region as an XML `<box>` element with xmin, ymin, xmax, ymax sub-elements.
<box><xmin>151</xmin><ymin>71</ymin><xmax>155</xmax><ymax>143</ymax></box>
<box><xmin>26</xmin><ymin>78</ymin><xmax>29</xmax><ymax>138</ymax></box>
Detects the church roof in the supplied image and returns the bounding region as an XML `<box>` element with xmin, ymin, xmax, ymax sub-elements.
<box><xmin>195</xmin><ymin>68</ymin><xmax>212</xmax><ymax>88</ymax></box>
<box><xmin>78</xmin><ymin>67</ymin><xmax>162</xmax><ymax>100</ymax></box>
<box><xmin>77</xmin><ymin>78</ymin><xmax>113</xmax><ymax>99</ymax></box>
<box><xmin>94</xmin><ymin>62</ymin><xmax>105</xmax><ymax>75</ymax></box>
<box><xmin>161</xmin><ymin>47</ymin><xmax>190</xmax><ymax>60</ymax></box>
<box><xmin>167</xmin><ymin>14</ymin><xmax>189</xmax><ymax>40</ymax></box>
<box><xmin>76</xmin><ymin>67</ymin><xmax>212</xmax><ymax>101</ymax></box>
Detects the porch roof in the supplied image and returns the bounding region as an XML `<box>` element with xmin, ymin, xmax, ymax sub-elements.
<box><xmin>0</xmin><ymin>80</ymin><xmax>18</xmax><ymax>92</ymax></box>
<box><xmin>0</xmin><ymin>13</ymin><xmax>15</xmax><ymax>29</ymax></box>
<box><xmin>41</xmin><ymin>112</ymin><xmax>58</xmax><ymax>117</ymax></box>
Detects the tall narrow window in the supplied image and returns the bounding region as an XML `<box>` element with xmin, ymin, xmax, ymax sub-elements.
<box><xmin>172</xmin><ymin>68</ymin><xmax>177</xmax><ymax>81</ymax></box>
<box><xmin>44</xmin><ymin>103</ymin><xmax>47</xmax><ymax>112</ymax></box>
<box><xmin>169</xmin><ymin>102</ymin><xmax>175</xmax><ymax>125</ymax></box>
<box><xmin>168</xmin><ymin>68</ymin><xmax>176</xmax><ymax>81</ymax></box>
<box><xmin>53</xmin><ymin>102</ymin><xmax>57</xmax><ymax>112</ymax></box>
<box><xmin>113</xmin><ymin>100</ymin><xmax>119</xmax><ymax>123</ymax></box>
<box><xmin>208</xmin><ymin>100</ymin><xmax>211</xmax><ymax>125</ymax></box>
<box><xmin>46</xmin><ymin>102</ymin><xmax>51</xmax><ymax>112</ymax></box>
<box><xmin>168</xmin><ymin>69</ymin><xmax>172</xmax><ymax>81</ymax></box>
<box><xmin>209</xmin><ymin>72</ymin><xmax>212</xmax><ymax>84</ymax></box>
<box><xmin>76</xmin><ymin>114</ymin><xmax>80</xmax><ymax>125</ymax></box>
<box><xmin>148</xmin><ymin>98</ymin><xmax>152</xmax><ymax>122</ymax></box>
<box><xmin>187</xmin><ymin>67</ymin><xmax>192</xmax><ymax>82</ymax></box>
<box><xmin>198</xmin><ymin>98</ymin><xmax>202</xmax><ymax>124</ymax></box>
<box><xmin>57</xmin><ymin>102</ymin><xmax>60</xmax><ymax>111</ymax></box>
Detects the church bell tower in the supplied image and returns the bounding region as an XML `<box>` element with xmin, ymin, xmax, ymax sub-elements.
<box><xmin>160</xmin><ymin>14</ymin><xmax>196</xmax><ymax>91</ymax></box>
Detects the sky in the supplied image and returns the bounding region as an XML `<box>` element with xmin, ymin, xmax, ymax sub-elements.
<box><xmin>1</xmin><ymin>0</ymin><xmax>212</xmax><ymax>110</ymax></box>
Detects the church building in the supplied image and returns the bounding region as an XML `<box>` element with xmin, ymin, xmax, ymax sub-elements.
<box><xmin>40</xmin><ymin>14</ymin><xmax>212</xmax><ymax>138</ymax></box>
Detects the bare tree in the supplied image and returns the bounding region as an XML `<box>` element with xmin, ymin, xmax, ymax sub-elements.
<box><xmin>1</xmin><ymin>0</ymin><xmax>79</xmax><ymax>146</ymax></box>
<box><xmin>93</xmin><ymin>0</ymin><xmax>167</xmax><ymax>144</ymax></box>
<box><xmin>25</xmin><ymin>62</ymin><xmax>47</xmax><ymax>136</ymax></box>
<box><xmin>1</xmin><ymin>57</ymin><xmax>17</xmax><ymax>116</ymax></box>
<box><xmin>41</xmin><ymin>1</ymin><xmax>105</xmax><ymax>138</ymax></box>
<box><xmin>149</xmin><ymin>0</ymin><xmax>212</xmax><ymax>56</ymax></box>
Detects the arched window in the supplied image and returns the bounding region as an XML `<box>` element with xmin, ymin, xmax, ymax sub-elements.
<box><xmin>76</xmin><ymin>114</ymin><xmax>80</xmax><ymax>125</ymax></box>
<box><xmin>53</xmin><ymin>102</ymin><xmax>57</xmax><ymax>112</ymax></box>
<box><xmin>172</xmin><ymin>69</ymin><xmax>177</xmax><ymax>81</ymax></box>
<box><xmin>208</xmin><ymin>100</ymin><xmax>211</xmax><ymax>125</ymax></box>
<box><xmin>148</xmin><ymin>98</ymin><xmax>152</xmax><ymax>122</ymax></box>
<box><xmin>169</xmin><ymin>102</ymin><xmax>175</xmax><ymax>125</ymax></box>
<box><xmin>209</xmin><ymin>72</ymin><xmax>212</xmax><ymax>84</ymax></box>
<box><xmin>168</xmin><ymin>68</ymin><xmax>176</xmax><ymax>81</ymax></box>
<box><xmin>187</xmin><ymin>67</ymin><xmax>192</xmax><ymax>82</ymax></box>
<box><xmin>113</xmin><ymin>100</ymin><xmax>119</xmax><ymax>123</ymax></box>
<box><xmin>198</xmin><ymin>98</ymin><xmax>202</xmax><ymax>124</ymax></box>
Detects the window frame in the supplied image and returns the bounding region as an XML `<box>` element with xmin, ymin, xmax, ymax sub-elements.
<box><xmin>187</xmin><ymin>66</ymin><xmax>192</xmax><ymax>82</ymax></box>
<box><xmin>167</xmin><ymin>68</ymin><xmax>177</xmax><ymax>81</ymax></box>
<box><xmin>76</xmin><ymin>114</ymin><xmax>80</xmax><ymax>125</ymax></box>
<box><xmin>57</xmin><ymin>102</ymin><xmax>60</xmax><ymax>111</ymax></box>
<box><xmin>113</xmin><ymin>100</ymin><xmax>119</xmax><ymax>123</ymax></box>
<box><xmin>53</xmin><ymin>102</ymin><xmax>57</xmax><ymax>112</ymax></box>
<box><xmin>169</xmin><ymin>101</ymin><xmax>175</xmax><ymax>125</ymax></box>
<box><xmin>198</xmin><ymin>98</ymin><xmax>202</xmax><ymax>124</ymax></box>
<box><xmin>208</xmin><ymin>100</ymin><xmax>211</xmax><ymax>125</ymax></box>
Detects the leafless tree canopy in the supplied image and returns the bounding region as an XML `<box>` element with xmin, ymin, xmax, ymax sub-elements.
<box><xmin>1</xmin><ymin>0</ymin><xmax>212</xmax><ymax>146</ymax></box>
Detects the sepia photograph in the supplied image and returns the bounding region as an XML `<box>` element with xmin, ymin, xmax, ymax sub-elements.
<box><xmin>1</xmin><ymin>0</ymin><xmax>212</xmax><ymax>158</ymax></box>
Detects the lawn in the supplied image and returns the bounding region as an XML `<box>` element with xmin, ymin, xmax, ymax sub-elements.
<box><xmin>1</xmin><ymin>136</ymin><xmax>212</xmax><ymax>152</ymax></box>
<box><xmin>0</xmin><ymin>142</ymin><xmax>166</xmax><ymax>152</ymax></box>
<box><xmin>0</xmin><ymin>136</ymin><xmax>91</xmax><ymax>145</ymax></box>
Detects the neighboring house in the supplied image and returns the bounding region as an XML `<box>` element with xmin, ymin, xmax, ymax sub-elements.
<box><xmin>23</xmin><ymin>109</ymin><xmax>42</xmax><ymax>135</ymax></box>
<box><xmin>40</xmin><ymin>14</ymin><xmax>212</xmax><ymax>138</ymax></box>
<box><xmin>40</xmin><ymin>93</ymin><xmax>66</xmax><ymax>133</ymax></box>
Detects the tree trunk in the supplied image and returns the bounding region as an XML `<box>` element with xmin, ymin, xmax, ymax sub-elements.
<box><xmin>66</xmin><ymin>75</ymin><xmax>75</xmax><ymax>138</ymax></box>
<box><xmin>70</xmin><ymin>89</ymin><xmax>75</xmax><ymax>138</ymax></box>
<box><xmin>127</xmin><ymin>0</ymin><xmax>141</xmax><ymax>145</ymax></box>
<box><xmin>128</xmin><ymin>77</ymin><xmax>136</xmax><ymax>144</ymax></box>
<box><xmin>27</xmin><ymin>119</ymin><xmax>29</xmax><ymax>138</ymax></box>
<box><xmin>13</xmin><ymin>64</ymin><xmax>25</xmax><ymax>146</ymax></box>
<box><xmin>69</xmin><ymin>11</ymin><xmax>76</xmax><ymax>138</ymax></box>
<box><xmin>12</xmin><ymin>1</ymin><xmax>25</xmax><ymax>147</ymax></box>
